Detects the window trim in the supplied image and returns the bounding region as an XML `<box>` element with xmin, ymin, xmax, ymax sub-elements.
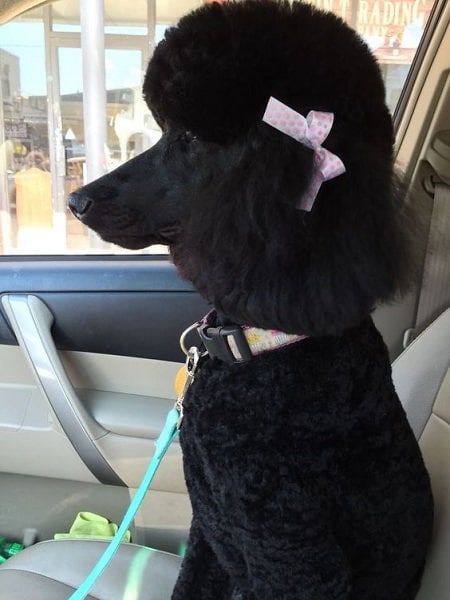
<box><xmin>0</xmin><ymin>253</ymin><xmax>170</xmax><ymax>262</ymax></box>
<box><xmin>393</xmin><ymin>0</ymin><xmax>448</xmax><ymax>132</ymax></box>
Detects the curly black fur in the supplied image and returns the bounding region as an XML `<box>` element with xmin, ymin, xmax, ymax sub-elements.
<box><xmin>71</xmin><ymin>2</ymin><xmax>434</xmax><ymax>598</ymax></box>
<box><xmin>142</xmin><ymin>0</ymin><xmax>421</xmax><ymax>336</ymax></box>
<box><xmin>174</xmin><ymin>319</ymin><xmax>433</xmax><ymax>599</ymax></box>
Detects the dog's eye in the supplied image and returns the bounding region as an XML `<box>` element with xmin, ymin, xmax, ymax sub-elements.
<box><xmin>182</xmin><ymin>131</ymin><xmax>198</xmax><ymax>144</ymax></box>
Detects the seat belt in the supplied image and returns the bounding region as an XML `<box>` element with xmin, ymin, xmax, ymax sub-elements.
<box><xmin>414</xmin><ymin>182</ymin><xmax>450</xmax><ymax>333</ymax></box>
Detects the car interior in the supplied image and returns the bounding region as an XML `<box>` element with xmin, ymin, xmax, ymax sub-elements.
<box><xmin>0</xmin><ymin>0</ymin><xmax>449</xmax><ymax>598</ymax></box>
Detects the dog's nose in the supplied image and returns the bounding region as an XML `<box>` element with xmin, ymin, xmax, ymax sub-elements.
<box><xmin>68</xmin><ymin>191</ymin><xmax>93</xmax><ymax>218</ymax></box>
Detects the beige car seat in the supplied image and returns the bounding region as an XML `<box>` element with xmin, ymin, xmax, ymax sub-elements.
<box><xmin>392</xmin><ymin>308</ymin><xmax>450</xmax><ymax>600</ymax></box>
<box><xmin>0</xmin><ymin>540</ymin><xmax>181</xmax><ymax>599</ymax></box>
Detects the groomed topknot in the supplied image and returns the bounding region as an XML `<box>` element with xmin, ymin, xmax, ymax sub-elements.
<box><xmin>143</xmin><ymin>0</ymin><xmax>422</xmax><ymax>336</ymax></box>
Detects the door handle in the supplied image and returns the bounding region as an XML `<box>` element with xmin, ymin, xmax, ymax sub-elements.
<box><xmin>2</xmin><ymin>294</ymin><xmax>124</xmax><ymax>486</ymax></box>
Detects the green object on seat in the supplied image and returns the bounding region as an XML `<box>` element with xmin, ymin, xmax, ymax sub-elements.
<box><xmin>54</xmin><ymin>512</ymin><xmax>131</xmax><ymax>542</ymax></box>
<box><xmin>0</xmin><ymin>537</ymin><xmax>24</xmax><ymax>562</ymax></box>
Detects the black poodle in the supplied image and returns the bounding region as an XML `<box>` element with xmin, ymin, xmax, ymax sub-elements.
<box><xmin>69</xmin><ymin>1</ymin><xmax>434</xmax><ymax>598</ymax></box>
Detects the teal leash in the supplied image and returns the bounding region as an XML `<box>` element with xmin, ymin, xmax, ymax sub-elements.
<box><xmin>68</xmin><ymin>407</ymin><xmax>180</xmax><ymax>600</ymax></box>
<box><xmin>69</xmin><ymin>345</ymin><xmax>203</xmax><ymax>600</ymax></box>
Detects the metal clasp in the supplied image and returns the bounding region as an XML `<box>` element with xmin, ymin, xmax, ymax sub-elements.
<box><xmin>175</xmin><ymin>345</ymin><xmax>202</xmax><ymax>429</ymax></box>
<box><xmin>180</xmin><ymin>322</ymin><xmax>208</xmax><ymax>358</ymax></box>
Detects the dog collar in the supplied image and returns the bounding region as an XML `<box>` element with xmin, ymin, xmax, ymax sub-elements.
<box><xmin>196</xmin><ymin>310</ymin><xmax>307</xmax><ymax>364</ymax></box>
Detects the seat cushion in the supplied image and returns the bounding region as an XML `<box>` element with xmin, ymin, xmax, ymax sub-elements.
<box><xmin>0</xmin><ymin>539</ymin><xmax>182</xmax><ymax>600</ymax></box>
<box><xmin>392</xmin><ymin>307</ymin><xmax>450</xmax><ymax>439</ymax></box>
<box><xmin>416</xmin><ymin>367</ymin><xmax>450</xmax><ymax>600</ymax></box>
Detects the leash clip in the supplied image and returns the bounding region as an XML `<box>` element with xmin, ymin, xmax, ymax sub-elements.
<box><xmin>180</xmin><ymin>322</ymin><xmax>208</xmax><ymax>358</ymax></box>
<box><xmin>175</xmin><ymin>345</ymin><xmax>201</xmax><ymax>429</ymax></box>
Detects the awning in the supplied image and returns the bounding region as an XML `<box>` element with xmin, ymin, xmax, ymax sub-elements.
<box><xmin>1</xmin><ymin>0</ymin><xmax>204</xmax><ymax>26</ymax></box>
<box><xmin>0</xmin><ymin>0</ymin><xmax>51</xmax><ymax>25</ymax></box>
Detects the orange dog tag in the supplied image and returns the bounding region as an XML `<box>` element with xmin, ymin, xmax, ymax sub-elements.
<box><xmin>174</xmin><ymin>366</ymin><xmax>188</xmax><ymax>398</ymax></box>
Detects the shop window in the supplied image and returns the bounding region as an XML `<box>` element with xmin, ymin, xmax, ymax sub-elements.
<box><xmin>0</xmin><ymin>9</ymin><xmax>51</xmax><ymax>255</ymax></box>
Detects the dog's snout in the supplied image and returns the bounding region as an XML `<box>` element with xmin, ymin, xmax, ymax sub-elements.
<box><xmin>68</xmin><ymin>191</ymin><xmax>93</xmax><ymax>218</ymax></box>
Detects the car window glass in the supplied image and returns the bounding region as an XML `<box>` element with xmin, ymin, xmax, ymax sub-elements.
<box><xmin>0</xmin><ymin>0</ymin><xmax>439</xmax><ymax>255</ymax></box>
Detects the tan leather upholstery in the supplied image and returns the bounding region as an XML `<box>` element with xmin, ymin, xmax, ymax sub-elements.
<box><xmin>0</xmin><ymin>539</ymin><xmax>181</xmax><ymax>599</ymax></box>
<box><xmin>416</xmin><ymin>368</ymin><xmax>450</xmax><ymax>600</ymax></box>
<box><xmin>392</xmin><ymin>308</ymin><xmax>450</xmax><ymax>439</ymax></box>
<box><xmin>392</xmin><ymin>308</ymin><xmax>450</xmax><ymax>600</ymax></box>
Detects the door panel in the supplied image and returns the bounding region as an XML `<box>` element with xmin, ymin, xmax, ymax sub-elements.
<box><xmin>65</xmin><ymin>350</ymin><xmax>187</xmax><ymax>491</ymax></box>
<box><xmin>0</xmin><ymin>343</ymin><xmax>186</xmax><ymax>490</ymax></box>
<box><xmin>0</xmin><ymin>259</ymin><xmax>206</xmax><ymax>494</ymax></box>
<box><xmin>0</xmin><ymin>257</ymin><xmax>199</xmax><ymax>547</ymax></box>
<box><xmin>0</xmin><ymin>344</ymin><xmax>97</xmax><ymax>483</ymax></box>
<box><xmin>3</xmin><ymin>293</ymin><xmax>127</xmax><ymax>486</ymax></box>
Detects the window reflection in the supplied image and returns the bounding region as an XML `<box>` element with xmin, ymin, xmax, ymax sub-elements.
<box><xmin>0</xmin><ymin>12</ymin><xmax>52</xmax><ymax>253</ymax></box>
<box><xmin>0</xmin><ymin>0</ymin><xmax>439</xmax><ymax>256</ymax></box>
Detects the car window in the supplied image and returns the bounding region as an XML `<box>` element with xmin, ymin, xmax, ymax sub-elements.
<box><xmin>0</xmin><ymin>0</ymin><xmax>439</xmax><ymax>256</ymax></box>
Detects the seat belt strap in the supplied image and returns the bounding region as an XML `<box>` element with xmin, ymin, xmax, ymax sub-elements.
<box><xmin>415</xmin><ymin>182</ymin><xmax>450</xmax><ymax>332</ymax></box>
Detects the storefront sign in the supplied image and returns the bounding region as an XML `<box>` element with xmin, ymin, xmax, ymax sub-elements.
<box><xmin>5</xmin><ymin>120</ymin><xmax>29</xmax><ymax>140</ymax></box>
<box><xmin>306</xmin><ymin>0</ymin><xmax>434</xmax><ymax>63</ymax></box>
<box><xmin>306</xmin><ymin>0</ymin><xmax>435</xmax><ymax>36</ymax></box>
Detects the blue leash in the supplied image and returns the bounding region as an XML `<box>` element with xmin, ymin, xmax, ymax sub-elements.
<box><xmin>69</xmin><ymin>407</ymin><xmax>180</xmax><ymax>600</ymax></box>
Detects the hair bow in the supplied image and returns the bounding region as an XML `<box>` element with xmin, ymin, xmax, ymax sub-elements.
<box><xmin>262</xmin><ymin>96</ymin><xmax>345</xmax><ymax>211</ymax></box>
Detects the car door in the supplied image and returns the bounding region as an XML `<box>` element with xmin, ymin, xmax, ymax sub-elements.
<box><xmin>0</xmin><ymin>0</ymin><xmax>448</xmax><ymax>559</ymax></box>
<box><xmin>0</xmin><ymin>256</ymin><xmax>208</xmax><ymax>552</ymax></box>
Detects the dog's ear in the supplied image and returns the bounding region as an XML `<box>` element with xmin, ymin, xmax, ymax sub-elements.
<box><xmin>176</xmin><ymin>123</ymin><xmax>422</xmax><ymax>337</ymax></box>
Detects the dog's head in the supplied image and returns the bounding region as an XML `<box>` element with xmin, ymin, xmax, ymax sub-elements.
<box><xmin>70</xmin><ymin>0</ymin><xmax>419</xmax><ymax>336</ymax></box>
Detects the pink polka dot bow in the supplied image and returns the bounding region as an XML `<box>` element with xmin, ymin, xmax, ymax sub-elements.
<box><xmin>262</xmin><ymin>96</ymin><xmax>346</xmax><ymax>211</ymax></box>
